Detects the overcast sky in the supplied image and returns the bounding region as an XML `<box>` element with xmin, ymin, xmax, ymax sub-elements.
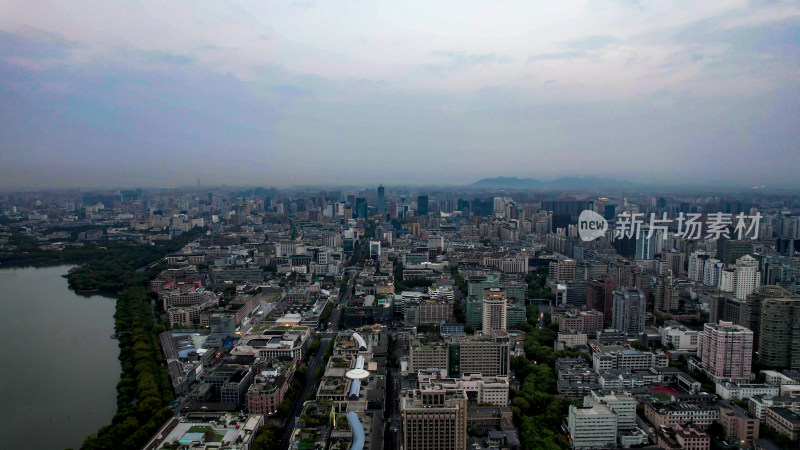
<box><xmin>1</xmin><ymin>0</ymin><xmax>798</xmax><ymax>190</ymax></box>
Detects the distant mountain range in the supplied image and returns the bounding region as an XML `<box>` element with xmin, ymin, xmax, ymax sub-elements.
<box><xmin>470</xmin><ymin>176</ymin><xmax>636</xmax><ymax>189</ymax></box>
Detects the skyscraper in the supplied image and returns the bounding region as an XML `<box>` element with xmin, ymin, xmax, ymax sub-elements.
<box><xmin>377</xmin><ymin>185</ymin><xmax>386</xmax><ymax>213</ymax></box>
<box><xmin>482</xmin><ymin>288</ymin><xmax>508</xmax><ymax>335</ymax></box>
<box><xmin>612</xmin><ymin>289</ymin><xmax>647</xmax><ymax>336</ymax></box>
<box><xmin>355</xmin><ymin>197</ymin><xmax>367</xmax><ymax>219</ymax></box>
<box><xmin>416</xmin><ymin>195</ymin><xmax>429</xmax><ymax>216</ymax></box>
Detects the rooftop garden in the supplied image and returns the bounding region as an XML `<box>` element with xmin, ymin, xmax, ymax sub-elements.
<box><xmin>186</xmin><ymin>425</ymin><xmax>225</xmax><ymax>443</ymax></box>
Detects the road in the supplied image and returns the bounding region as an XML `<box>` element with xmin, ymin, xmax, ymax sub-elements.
<box><xmin>279</xmin><ymin>237</ymin><xmax>366</xmax><ymax>448</ymax></box>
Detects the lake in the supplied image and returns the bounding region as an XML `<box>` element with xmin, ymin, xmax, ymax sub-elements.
<box><xmin>0</xmin><ymin>265</ymin><xmax>121</xmax><ymax>449</ymax></box>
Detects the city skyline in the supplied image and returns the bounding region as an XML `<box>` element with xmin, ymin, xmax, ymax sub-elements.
<box><xmin>2</xmin><ymin>1</ymin><xmax>799</xmax><ymax>190</ymax></box>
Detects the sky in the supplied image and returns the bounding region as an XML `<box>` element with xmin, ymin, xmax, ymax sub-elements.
<box><xmin>1</xmin><ymin>0</ymin><xmax>799</xmax><ymax>190</ymax></box>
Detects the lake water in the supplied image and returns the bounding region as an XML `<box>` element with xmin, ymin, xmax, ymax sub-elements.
<box><xmin>0</xmin><ymin>265</ymin><xmax>121</xmax><ymax>449</ymax></box>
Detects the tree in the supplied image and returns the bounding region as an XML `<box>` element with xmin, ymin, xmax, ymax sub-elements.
<box><xmin>252</xmin><ymin>424</ymin><xmax>282</xmax><ymax>450</ymax></box>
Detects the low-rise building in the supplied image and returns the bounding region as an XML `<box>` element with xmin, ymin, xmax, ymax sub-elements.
<box><xmin>417</xmin><ymin>371</ymin><xmax>510</xmax><ymax>407</ymax></box>
<box><xmin>655</xmin><ymin>424</ymin><xmax>710</xmax><ymax>450</ymax></box>
<box><xmin>765</xmin><ymin>407</ymin><xmax>800</xmax><ymax>440</ymax></box>
<box><xmin>644</xmin><ymin>401</ymin><xmax>720</xmax><ymax>428</ymax></box>
<box><xmin>144</xmin><ymin>412</ymin><xmax>263</xmax><ymax>450</ymax></box>
<box><xmin>716</xmin><ymin>382</ymin><xmax>779</xmax><ymax>401</ymax></box>
<box><xmin>749</xmin><ymin>395</ymin><xmax>800</xmax><ymax>422</ymax></box>
<box><xmin>659</xmin><ymin>321</ymin><xmax>700</xmax><ymax>352</ymax></box>
<box><xmin>246</xmin><ymin>362</ymin><xmax>295</xmax><ymax>417</ymax></box>
<box><xmin>592</xmin><ymin>349</ymin><xmax>668</xmax><ymax>372</ymax></box>
<box><xmin>719</xmin><ymin>401</ymin><xmax>760</xmax><ymax>443</ymax></box>
<box><xmin>567</xmin><ymin>404</ymin><xmax>617</xmax><ymax>449</ymax></box>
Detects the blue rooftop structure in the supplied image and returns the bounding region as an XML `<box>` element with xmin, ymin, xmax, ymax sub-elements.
<box><xmin>346</xmin><ymin>411</ymin><xmax>364</xmax><ymax>450</ymax></box>
<box><xmin>348</xmin><ymin>378</ymin><xmax>361</xmax><ymax>399</ymax></box>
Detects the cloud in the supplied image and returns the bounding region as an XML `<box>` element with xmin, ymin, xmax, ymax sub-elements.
<box><xmin>423</xmin><ymin>50</ymin><xmax>512</xmax><ymax>74</ymax></box>
<box><xmin>0</xmin><ymin>1</ymin><xmax>799</xmax><ymax>189</ymax></box>
<box><xmin>527</xmin><ymin>51</ymin><xmax>583</xmax><ymax>62</ymax></box>
<box><xmin>0</xmin><ymin>28</ymin><xmax>82</xmax><ymax>61</ymax></box>
<box><xmin>141</xmin><ymin>51</ymin><xmax>193</xmax><ymax>66</ymax></box>
<box><xmin>527</xmin><ymin>34</ymin><xmax>622</xmax><ymax>62</ymax></box>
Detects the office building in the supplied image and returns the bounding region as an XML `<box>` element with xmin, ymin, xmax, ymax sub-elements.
<box><xmin>584</xmin><ymin>391</ymin><xmax>637</xmax><ymax>429</ymax></box>
<box><xmin>765</xmin><ymin>408</ymin><xmax>800</xmax><ymax>441</ymax></box>
<box><xmin>587</xmin><ymin>279</ymin><xmax>614</xmax><ymax>327</ymax></box>
<box><xmin>377</xmin><ymin>185</ymin><xmax>385</xmax><ymax>213</ymax></box>
<box><xmin>409</xmin><ymin>333</ymin><xmax>511</xmax><ymax>378</ymax></box>
<box><xmin>553</xmin><ymin>310</ymin><xmax>604</xmax><ymax>334</ymax></box>
<box><xmin>568</xmin><ymin>404</ymin><xmax>617</xmax><ymax>449</ymax></box>
<box><xmin>659</xmin><ymin>321</ymin><xmax>699</xmax><ymax>352</ymax></box>
<box><xmin>355</xmin><ymin>197</ymin><xmax>367</xmax><ymax>219</ymax></box>
<box><xmin>556</xmin><ymin>281</ymin><xmax>588</xmax><ymax>309</ymax></box>
<box><xmin>402</xmin><ymin>387</ymin><xmax>467</xmax><ymax>450</ymax></box>
<box><xmin>447</xmin><ymin>333</ymin><xmax>511</xmax><ymax>378</ymax></box>
<box><xmin>416</xmin><ymin>372</ymin><xmax>510</xmax><ymax>407</ymax></box>
<box><xmin>592</xmin><ymin>349</ymin><xmax>668</xmax><ymax>372</ymax></box>
<box><xmin>416</xmin><ymin>195</ymin><xmax>429</xmax><ymax>216</ymax></box>
<box><xmin>708</xmin><ymin>294</ymin><xmax>743</xmax><ymax>325</ymax></box>
<box><xmin>644</xmin><ymin>402</ymin><xmax>720</xmax><ymax>428</ymax></box>
<box><xmin>722</xmin><ymin>240</ymin><xmax>754</xmax><ymax>265</ymax></box>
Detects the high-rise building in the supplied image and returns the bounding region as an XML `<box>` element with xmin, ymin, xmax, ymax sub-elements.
<box><xmin>708</xmin><ymin>295</ymin><xmax>743</xmax><ymax>325</ymax></box>
<box><xmin>697</xmin><ymin>321</ymin><xmax>753</xmax><ymax>383</ymax></box>
<box><xmin>604</xmin><ymin>204</ymin><xmax>617</xmax><ymax>221</ymax></box>
<box><xmin>634</xmin><ymin>230</ymin><xmax>661</xmax><ymax>260</ymax></box>
<box><xmin>654</xmin><ymin>276</ymin><xmax>679</xmax><ymax>313</ymax></box>
<box><xmin>587</xmin><ymin>279</ymin><xmax>615</xmax><ymax>327</ymax></box>
<box><xmin>482</xmin><ymin>288</ymin><xmax>507</xmax><ymax>335</ymax></box>
<box><xmin>612</xmin><ymin>289</ymin><xmax>647</xmax><ymax>336</ymax></box>
<box><xmin>688</xmin><ymin>251</ymin><xmax>711</xmax><ymax>281</ymax></box>
<box><xmin>556</xmin><ymin>281</ymin><xmax>588</xmax><ymax>308</ymax></box>
<box><xmin>758</xmin><ymin>295</ymin><xmax>800</xmax><ymax>369</ymax></box>
<box><xmin>416</xmin><ymin>195</ymin><xmax>429</xmax><ymax>216</ymax></box>
<box><xmin>355</xmin><ymin>197</ymin><xmax>367</xmax><ymax>219</ymax></box>
<box><xmin>662</xmin><ymin>249</ymin><xmax>685</xmax><ymax>277</ymax></box>
<box><xmin>377</xmin><ymin>185</ymin><xmax>386</xmax><ymax>213</ymax></box>
<box><xmin>402</xmin><ymin>387</ymin><xmax>467</xmax><ymax>450</ymax></box>
<box><xmin>742</xmin><ymin>286</ymin><xmax>800</xmax><ymax>360</ymax></box>
<box><xmin>540</xmin><ymin>200</ymin><xmax>588</xmax><ymax>220</ymax></box>
<box><xmin>446</xmin><ymin>332</ymin><xmax>511</xmax><ymax>378</ymax></box>
<box><xmin>722</xmin><ymin>240</ymin><xmax>754</xmax><ymax>265</ymax></box>
<box><xmin>735</xmin><ymin>255</ymin><xmax>761</xmax><ymax>300</ymax></box>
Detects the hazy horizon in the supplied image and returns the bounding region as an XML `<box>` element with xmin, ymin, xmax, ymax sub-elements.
<box><xmin>2</xmin><ymin>1</ymin><xmax>799</xmax><ymax>190</ymax></box>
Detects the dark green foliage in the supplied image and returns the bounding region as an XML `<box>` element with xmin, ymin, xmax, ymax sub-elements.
<box><xmin>510</xmin><ymin>306</ymin><xmax>584</xmax><ymax>449</ymax></box>
<box><xmin>80</xmin><ymin>287</ymin><xmax>175</xmax><ymax>449</ymax></box>
<box><xmin>252</xmin><ymin>423</ymin><xmax>282</xmax><ymax>450</ymax></box>
<box><xmin>66</xmin><ymin>228</ymin><xmax>205</xmax><ymax>292</ymax></box>
<box><xmin>67</xmin><ymin>229</ymin><xmax>203</xmax><ymax>449</ymax></box>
